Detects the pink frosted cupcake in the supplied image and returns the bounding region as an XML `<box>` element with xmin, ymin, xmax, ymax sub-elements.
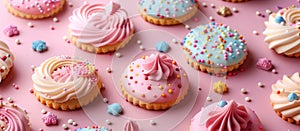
<box><xmin>191</xmin><ymin>100</ymin><xmax>264</xmax><ymax>131</ymax></box>
<box><xmin>120</xmin><ymin>53</ymin><xmax>189</xmax><ymax>110</ymax></box>
<box><xmin>69</xmin><ymin>2</ymin><xmax>134</xmax><ymax>53</ymax></box>
<box><xmin>4</xmin><ymin>0</ymin><xmax>66</xmax><ymax>19</ymax></box>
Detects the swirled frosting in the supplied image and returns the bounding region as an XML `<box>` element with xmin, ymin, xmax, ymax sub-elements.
<box><xmin>263</xmin><ymin>6</ymin><xmax>300</xmax><ymax>56</ymax></box>
<box><xmin>0</xmin><ymin>101</ymin><xmax>30</xmax><ymax>131</ymax></box>
<box><xmin>270</xmin><ymin>72</ymin><xmax>300</xmax><ymax>123</ymax></box>
<box><xmin>124</xmin><ymin>120</ymin><xmax>139</xmax><ymax>131</ymax></box>
<box><xmin>191</xmin><ymin>100</ymin><xmax>264</xmax><ymax>131</ymax></box>
<box><xmin>32</xmin><ymin>56</ymin><xmax>99</xmax><ymax>103</ymax></box>
<box><xmin>0</xmin><ymin>41</ymin><xmax>14</xmax><ymax>83</ymax></box>
<box><xmin>142</xmin><ymin>54</ymin><xmax>174</xmax><ymax>81</ymax></box>
<box><xmin>69</xmin><ymin>2</ymin><xmax>134</xmax><ymax>47</ymax></box>
<box><xmin>121</xmin><ymin>53</ymin><xmax>189</xmax><ymax>104</ymax></box>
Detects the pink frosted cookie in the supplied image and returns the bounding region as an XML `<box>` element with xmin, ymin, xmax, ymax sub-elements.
<box><xmin>4</xmin><ymin>0</ymin><xmax>66</xmax><ymax>19</ymax></box>
<box><xmin>120</xmin><ymin>53</ymin><xmax>189</xmax><ymax>110</ymax></box>
<box><xmin>191</xmin><ymin>100</ymin><xmax>264</xmax><ymax>131</ymax></box>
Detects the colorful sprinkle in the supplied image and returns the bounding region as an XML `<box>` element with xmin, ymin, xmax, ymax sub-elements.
<box><xmin>3</xmin><ymin>25</ymin><xmax>19</xmax><ymax>37</ymax></box>
<box><xmin>32</xmin><ymin>40</ymin><xmax>47</xmax><ymax>52</ymax></box>
<box><xmin>218</xmin><ymin>100</ymin><xmax>228</xmax><ymax>107</ymax></box>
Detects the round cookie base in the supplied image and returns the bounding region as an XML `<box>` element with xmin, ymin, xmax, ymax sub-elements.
<box><xmin>120</xmin><ymin>82</ymin><xmax>189</xmax><ymax>110</ymax></box>
<box><xmin>4</xmin><ymin>0</ymin><xmax>66</xmax><ymax>19</ymax></box>
<box><xmin>33</xmin><ymin>79</ymin><xmax>102</xmax><ymax>111</ymax></box>
<box><xmin>281</xmin><ymin>52</ymin><xmax>300</xmax><ymax>58</ymax></box>
<box><xmin>222</xmin><ymin>0</ymin><xmax>249</xmax><ymax>2</ymax></box>
<box><xmin>271</xmin><ymin>103</ymin><xmax>300</xmax><ymax>125</ymax></box>
<box><xmin>140</xmin><ymin>6</ymin><xmax>198</xmax><ymax>26</ymax></box>
<box><xmin>70</xmin><ymin>31</ymin><xmax>134</xmax><ymax>54</ymax></box>
<box><xmin>185</xmin><ymin>52</ymin><xmax>248</xmax><ymax>74</ymax></box>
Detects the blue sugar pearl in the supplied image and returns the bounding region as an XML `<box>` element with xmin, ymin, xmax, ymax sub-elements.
<box><xmin>288</xmin><ymin>92</ymin><xmax>298</xmax><ymax>102</ymax></box>
<box><xmin>156</xmin><ymin>41</ymin><xmax>170</xmax><ymax>53</ymax></box>
<box><xmin>107</xmin><ymin>103</ymin><xmax>123</xmax><ymax>116</ymax></box>
<box><xmin>218</xmin><ymin>100</ymin><xmax>228</xmax><ymax>107</ymax></box>
<box><xmin>275</xmin><ymin>16</ymin><xmax>285</xmax><ymax>24</ymax></box>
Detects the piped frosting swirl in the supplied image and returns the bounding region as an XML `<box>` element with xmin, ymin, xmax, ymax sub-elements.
<box><xmin>69</xmin><ymin>2</ymin><xmax>134</xmax><ymax>47</ymax></box>
<box><xmin>263</xmin><ymin>6</ymin><xmax>300</xmax><ymax>56</ymax></box>
<box><xmin>0</xmin><ymin>41</ymin><xmax>14</xmax><ymax>83</ymax></box>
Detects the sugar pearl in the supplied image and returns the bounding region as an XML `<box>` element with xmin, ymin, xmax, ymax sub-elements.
<box><xmin>103</xmin><ymin>98</ymin><xmax>108</xmax><ymax>103</ymax></box>
<box><xmin>106</xmin><ymin>67</ymin><xmax>112</xmax><ymax>73</ymax></box>
<box><xmin>256</xmin><ymin>11</ymin><xmax>261</xmax><ymax>16</ymax></box>
<box><xmin>172</xmin><ymin>38</ymin><xmax>178</xmax><ymax>44</ymax></box>
<box><xmin>31</xmin><ymin>65</ymin><xmax>36</xmax><ymax>71</ymax></box>
<box><xmin>253</xmin><ymin>30</ymin><xmax>259</xmax><ymax>35</ymax></box>
<box><xmin>245</xmin><ymin>97</ymin><xmax>251</xmax><ymax>102</ymax></box>
<box><xmin>210</xmin><ymin>3</ymin><xmax>215</xmax><ymax>8</ymax></box>
<box><xmin>232</xmin><ymin>7</ymin><xmax>238</xmax><ymax>13</ymax></box>
<box><xmin>258</xmin><ymin>82</ymin><xmax>264</xmax><ymax>87</ymax></box>
<box><xmin>72</xmin><ymin>121</ymin><xmax>77</xmax><ymax>126</ymax></box>
<box><xmin>206</xmin><ymin>97</ymin><xmax>212</xmax><ymax>102</ymax></box>
<box><xmin>15</xmin><ymin>39</ymin><xmax>21</xmax><ymax>45</ymax></box>
<box><xmin>62</xmin><ymin>124</ymin><xmax>68</xmax><ymax>130</ymax></box>
<box><xmin>68</xmin><ymin>2</ymin><xmax>73</xmax><ymax>7</ymax></box>
<box><xmin>139</xmin><ymin>45</ymin><xmax>145</xmax><ymax>50</ymax></box>
<box><xmin>272</xmin><ymin>69</ymin><xmax>277</xmax><ymax>74</ymax></box>
<box><xmin>67</xmin><ymin>119</ymin><xmax>74</xmax><ymax>124</ymax></box>
<box><xmin>209</xmin><ymin>16</ymin><xmax>215</xmax><ymax>21</ymax></box>
<box><xmin>53</xmin><ymin>17</ymin><xmax>59</xmax><ymax>22</ymax></box>
<box><xmin>137</xmin><ymin>40</ymin><xmax>142</xmax><ymax>45</ymax></box>
<box><xmin>106</xmin><ymin>119</ymin><xmax>112</xmax><ymax>125</ymax></box>
<box><xmin>265</xmin><ymin>9</ymin><xmax>272</xmax><ymax>15</ymax></box>
<box><xmin>27</xmin><ymin>22</ymin><xmax>34</xmax><ymax>28</ymax></box>
<box><xmin>63</xmin><ymin>36</ymin><xmax>68</xmax><ymax>41</ymax></box>
<box><xmin>41</xmin><ymin>109</ymin><xmax>47</xmax><ymax>114</ymax></box>
<box><xmin>150</xmin><ymin>120</ymin><xmax>156</xmax><ymax>125</ymax></box>
<box><xmin>241</xmin><ymin>88</ymin><xmax>247</xmax><ymax>94</ymax></box>
<box><xmin>7</xmin><ymin>97</ymin><xmax>13</xmax><ymax>103</ymax></box>
<box><xmin>185</xmin><ymin>25</ymin><xmax>191</xmax><ymax>30</ymax></box>
<box><xmin>202</xmin><ymin>2</ymin><xmax>207</xmax><ymax>7</ymax></box>
<box><xmin>115</xmin><ymin>52</ymin><xmax>121</xmax><ymax>58</ymax></box>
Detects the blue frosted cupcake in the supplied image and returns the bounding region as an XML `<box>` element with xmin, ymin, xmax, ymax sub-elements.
<box><xmin>138</xmin><ymin>0</ymin><xmax>198</xmax><ymax>25</ymax></box>
<box><xmin>182</xmin><ymin>22</ymin><xmax>248</xmax><ymax>74</ymax></box>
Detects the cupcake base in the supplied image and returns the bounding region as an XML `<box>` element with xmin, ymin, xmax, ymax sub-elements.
<box><xmin>185</xmin><ymin>52</ymin><xmax>248</xmax><ymax>74</ymax></box>
<box><xmin>140</xmin><ymin>6</ymin><xmax>198</xmax><ymax>26</ymax></box>
<box><xmin>4</xmin><ymin>0</ymin><xmax>66</xmax><ymax>19</ymax></box>
<box><xmin>271</xmin><ymin>103</ymin><xmax>300</xmax><ymax>125</ymax></box>
<box><xmin>70</xmin><ymin>31</ymin><xmax>134</xmax><ymax>54</ymax></box>
<box><xmin>34</xmin><ymin>79</ymin><xmax>102</xmax><ymax>111</ymax></box>
<box><xmin>120</xmin><ymin>82</ymin><xmax>189</xmax><ymax>110</ymax></box>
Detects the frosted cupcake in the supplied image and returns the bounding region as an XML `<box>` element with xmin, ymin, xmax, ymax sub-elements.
<box><xmin>32</xmin><ymin>56</ymin><xmax>102</xmax><ymax>110</ymax></box>
<box><xmin>191</xmin><ymin>100</ymin><xmax>264</xmax><ymax>131</ymax></box>
<box><xmin>270</xmin><ymin>72</ymin><xmax>300</xmax><ymax>125</ymax></box>
<box><xmin>69</xmin><ymin>2</ymin><xmax>134</xmax><ymax>53</ymax></box>
<box><xmin>4</xmin><ymin>0</ymin><xmax>65</xmax><ymax>19</ymax></box>
<box><xmin>183</xmin><ymin>22</ymin><xmax>248</xmax><ymax>74</ymax></box>
<box><xmin>263</xmin><ymin>6</ymin><xmax>300</xmax><ymax>57</ymax></box>
<box><xmin>0</xmin><ymin>41</ymin><xmax>14</xmax><ymax>83</ymax></box>
<box><xmin>0</xmin><ymin>100</ymin><xmax>31</xmax><ymax>130</ymax></box>
<box><xmin>120</xmin><ymin>53</ymin><xmax>189</xmax><ymax>110</ymax></box>
<box><xmin>138</xmin><ymin>0</ymin><xmax>198</xmax><ymax>25</ymax></box>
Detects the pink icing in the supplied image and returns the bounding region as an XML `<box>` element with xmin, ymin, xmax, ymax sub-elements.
<box><xmin>0</xmin><ymin>101</ymin><xmax>30</xmax><ymax>131</ymax></box>
<box><xmin>142</xmin><ymin>54</ymin><xmax>174</xmax><ymax>81</ymax></box>
<box><xmin>256</xmin><ymin>58</ymin><xmax>273</xmax><ymax>71</ymax></box>
<box><xmin>3</xmin><ymin>25</ymin><xmax>19</xmax><ymax>37</ymax></box>
<box><xmin>51</xmin><ymin>66</ymin><xmax>74</xmax><ymax>83</ymax></box>
<box><xmin>191</xmin><ymin>100</ymin><xmax>264</xmax><ymax>131</ymax></box>
<box><xmin>68</xmin><ymin>2</ymin><xmax>134</xmax><ymax>47</ymax></box>
<box><xmin>6</xmin><ymin>0</ymin><xmax>63</xmax><ymax>15</ymax></box>
<box><xmin>124</xmin><ymin>120</ymin><xmax>139</xmax><ymax>131</ymax></box>
<box><xmin>42</xmin><ymin>112</ymin><xmax>58</xmax><ymax>126</ymax></box>
<box><xmin>121</xmin><ymin>53</ymin><xmax>189</xmax><ymax>103</ymax></box>
<box><xmin>206</xmin><ymin>101</ymin><xmax>250</xmax><ymax>131</ymax></box>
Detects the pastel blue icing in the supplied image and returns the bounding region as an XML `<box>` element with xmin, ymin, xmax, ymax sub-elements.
<box><xmin>288</xmin><ymin>92</ymin><xmax>298</xmax><ymax>102</ymax></box>
<box><xmin>75</xmin><ymin>127</ymin><xmax>109</xmax><ymax>131</ymax></box>
<box><xmin>139</xmin><ymin>0</ymin><xmax>196</xmax><ymax>18</ymax></box>
<box><xmin>218</xmin><ymin>100</ymin><xmax>228</xmax><ymax>107</ymax></box>
<box><xmin>183</xmin><ymin>22</ymin><xmax>247</xmax><ymax>68</ymax></box>
<box><xmin>107</xmin><ymin>103</ymin><xmax>123</xmax><ymax>116</ymax></box>
<box><xmin>156</xmin><ymin>41</ymin><xmax>169</xmax><ymax>52</ymax></box>
<box><xmin>32</xmin><ymin>40</ymin><xmax>47</xmax><ymax>52</ymax></box>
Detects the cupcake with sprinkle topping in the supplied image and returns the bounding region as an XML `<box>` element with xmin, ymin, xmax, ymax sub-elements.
<box><xmin>138</xmin><ymin>0</ymin><xmax>198</xmax><ymax>25</ymax></box>
<box><xmin>182</xmin><ymin>22</ymin><xmax>248</xmax><ymax>74</ymax></box>
<box><xmin>120</xmin><ymin>53</ymin><xmax>189</xmax><ymax>110</ymax></box>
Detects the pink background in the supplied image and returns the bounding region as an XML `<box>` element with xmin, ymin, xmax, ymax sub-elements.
<box><xmin>0</xmin><ymin>0</ymin><xmax>300</xmax><ymax>130</ymax></box>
